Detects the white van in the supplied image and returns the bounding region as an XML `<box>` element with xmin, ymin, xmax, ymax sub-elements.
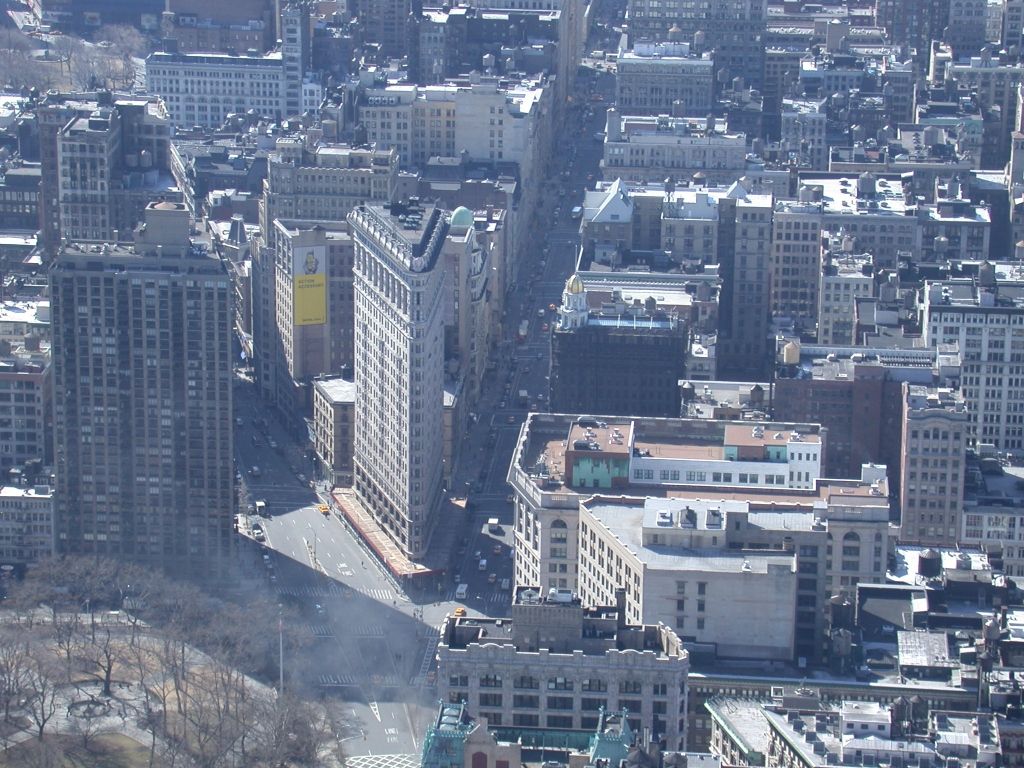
<box><xmin>478</xmin><ymin>558</ymin><xmax>488</xmax><ymax>571</ymax></box>
<box><xmin>455</xmin><ymin>583</ymin><xmax>469</xmax><ymax>599</ymax></box>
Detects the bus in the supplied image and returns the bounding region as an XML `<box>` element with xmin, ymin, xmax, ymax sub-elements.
<box><xmin>517</xmin><ymin>320</ymin><xmax>529</xmax><ymax>342</ymax></box>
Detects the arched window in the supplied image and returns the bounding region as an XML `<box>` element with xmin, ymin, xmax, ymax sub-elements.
<box><xmin>550</xmin><ymin>519</ymin><xmax>568</xmax><ymax>543</ymax></box>
<box><xmin>842</xmin><ymin>531</ymin><xmax>861</xmax><ymax>558</ymax></box>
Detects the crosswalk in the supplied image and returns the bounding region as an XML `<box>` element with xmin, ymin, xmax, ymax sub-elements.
<box><xmin>318</xmin><ymin>673</ymin><xmax>357</xmax><ymax>686</ymax></box>
<box><xmin>309</xmin><ymin>624</ymin><xmax>334</xmax><ymax>638</ymax></box>
<box><xmin>348</xmin><ymin>624</ymin><xmax>386</xmax><ymax>637</ymax></box>
<box><xmin>410</xmin><ymin>635</ymin><xmax>439</xmax><ymax>687</ymax></box>
<box><xmin>317</xmin><ymin>671</ymin><xmax>403</xmax><ymax>687</ymax></box>
<box><xmin>277</xmin><ymin>584</ymin><xmax>396</xmax><ymax>602</ymax></box>
<box><xmin>442</xmin><ymin>589</ymin><xmax>511</xmax><ymax>607</ymax></box>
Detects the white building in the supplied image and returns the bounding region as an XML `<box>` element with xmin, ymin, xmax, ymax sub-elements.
<box><xmin>576</xmin><ymin>466</ymin><xmax>892</xmax><ymax>664</ymax></box>
<box><xmin>145</xmin><ymin>51</ymin><xmax>286</xmax><ymax>129</ymax></box>
<box><xmin>579</xmin><ymin>496</ymin><xmax>798</xmax><ymax>660</ymax></box>
<box><xmin>349</xmin><ymin>202</ymin><xmax>448</xmax><ymax>559</ymax></box>
<box><xmin>357</xmin><ymin>78</ymin><xmax>553</xmax><ymax>172</ymax></box>
<box><xmin>507</xmin><ymin>414</ymin><xmax>826</xmax><ymax>596</ymax></box>
<box><xmin>817</xmin><ymin>236</ymin><xmax>874</xmax><ymax>345</ymax></box>
<box><xmin>601</xmin><ymin>109</ymin><xmax>747</xmax><ymax>185</ymax></box>
<box><xmin>781</xmin><ymin>98</ymin><xmax>828</xmax><ymax>170</ymax></box>
<box><xmin>922</xmin><ymin>262</ymin><xmax>1024</xmax><ymax>452</ymax></box>
<box><xmin>615</xmin><ymin>41</ymin><xmax>715</xmax><ymax>116</ymax></box>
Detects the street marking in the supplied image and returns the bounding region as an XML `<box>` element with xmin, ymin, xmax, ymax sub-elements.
<box><xmin>370</xmin><ymin>702</ymin><xmax>381</xmax><ymax>722</ymax></box>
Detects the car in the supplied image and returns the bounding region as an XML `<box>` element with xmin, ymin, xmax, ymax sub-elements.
<box><xmin>493</xmin><ymin>544</ymin><xmax>502</xmax><ymax>555</ymax></box>
<box><xmin>488</xmin><ymin>573</ymin><xmax>497</xmax><ymax>584</ymax></box>
<box><xmin>507</xmin><ymin>415</ymin><xmax>516</xmax><ymax>424</ymax></box>
<box><xmin>501</xmin><ymin>578</ymin><xmax>511</xmax><ymax>590</ymax></box>
<box><xmin>541</xmin><ymin>323</ymin><xmax>549</xmax><ymax>332</ymax></box>
<box><xmin>262</xmin><ymin>553</ymin><xmax>271</xmax><ymax>564</ymax></box>
<box><xmin>474</xmin><ymin>550</ymin><xmax>481</xmax><ymax>560</ymax></box>
<box><xmin>506</xmin><ymin>494</ymin><xmax>514</xmax><ymax>503</ymax></box>
<box><xmin>235</xmin><ymin>417</ymin><xmax>243</xmax><ymax>426</ymax></box>
<box><xmin>269</xmin><ymin>573</ymin><xmax>277</xmax><ymax>583</ymax></box>
<box><xmin>453</xmin><ymin>607</ymin><xmax>467</xmax><ymax>617</ymax></box>
<box><xmin>297</xmin><ymin>473</ymin><xmax>306</xmax><ymax>482</ymax></box>
<box><xmin>499</xmin><ymin>401</ymin><xmax>506</xmax><ymax>409</ymax></box>
<box><xmin>537</xmin><ymin>308</ymin><xmax>545</xmax><ymax>318</ymax></box>
<box><xmin>314</xmin><ymin>604</ymin><xmax>326</xmax><ymax>616</ymax></box>
<box><xmin>253</xmin><ymin>529</ymin><xmax>265</xmax><ymax>541</ymax></box>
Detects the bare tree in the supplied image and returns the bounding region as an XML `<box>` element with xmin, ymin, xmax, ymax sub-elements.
<box><xmin>95</xmin><ymin>24</ymin><xmax>148</xmax><ymax>57</ymax></box>
<box><xmin>66</xmin><ymin>702</ymin><xmax>113</xmax><ymax>752</ymax></box>
<box><xmin>50</xmin><ymin>610</ymin><xmax>83</xmax><ymax>683</ymax></box>
<box><xmin>24</xmin><ymin>657</ymin><xmax>60</xmax><ymax>741</ymax></box>
<box><xmin>49</xmin><ymin>34</ymin><xmax>80</xmax><ymax>76</ymax></box>
<box><xmin>0</xmin><ymin>630</ymin><xmax>32</xmax><ymax>726</ymax></box>
<box><xmin>81</xmin><ymin>625</ymin><xmax>121</xmax><ymax>698</ymax></box>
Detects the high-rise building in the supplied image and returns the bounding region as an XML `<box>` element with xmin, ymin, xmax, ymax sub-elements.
<box><xmin>253</xmin><ymin>139</ymin><xmax>397</xmax><ymax>405</ymax></box>
<box><xmin>161</xmin><ymin>0</ymin><xmax>279</xmax><ymax>54</ymax></box>
<box><xmin>355</xmin><ymin>0</ymin><xmax>411</xmax><ymax>57</ymax></box>
<box><xmin>817</xmin><ymin>245</ymin><xmax>874</xmax><ymax>347</ymax></box>
<box><xmin>280</xmin><ymin>2</ymin><xmax>312</xmax><ymax>118</ymax></box>
<box><xmin>50</xmin><ymin>201</ymin><xmax>234</xmax><ymax>576</ymax></box>
<box><xmin>874</xmin><ymin>0</ymin><xmax>947</xmax><ymax>62</ymax></box>
<box><xmin>626</xmin><ymin>0</ymin><xmax>767</xmax><ymax>87</ymax></box>
<box><xmin>271</xmin><ymin>219</ymin><xmax>355</xmax><ymax>420</ymax></box>
<box><xmin>36</xmin><ymin>92</ymin><xmax>173</xmax><ymax>253</ymax></box>
<box><xmin>349</xmin><ymin>202</ymin><xmax>448</xmax><ymax>559</ymax></box>
<box><xmin>922</xmin><ymin>263</ymin><xmax>1024</xmax><ymax>452</ymax></box>
<box><xmin>550</xmin><ymin>271</ymin><xmax>716</xmax><ymax>418</ymax></box>
<box><xmin>579</xmin><ymin>178</ymin><xmax>774</xmax><ymax>380</ymax></box>
<box><xmin>899</xmin><ymin>385</ymin><xmax>968</xmax><ymax>546</ymax></box>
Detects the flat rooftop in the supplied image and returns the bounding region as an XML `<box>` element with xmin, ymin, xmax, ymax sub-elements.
<box><xmin>585</xmin><ymin>498</ymin><xmax>796</xmax><ymax>573</ymax></box>
<box><xmin>314</xmin><ymin>377</ymin><xmax>356</xmax><ymax>404</ymax></box>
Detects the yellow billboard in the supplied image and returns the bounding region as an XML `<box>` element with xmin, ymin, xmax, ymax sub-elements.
<box><xmin>293</xmin><ymin>245</ymin><xmax>326</xmax><ymax>326</ymax></box>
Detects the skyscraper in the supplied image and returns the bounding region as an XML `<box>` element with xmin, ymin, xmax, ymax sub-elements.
<box><xmin>50</xmin><ymin>202</ymin><xmax>234</xmax><ymax>576</ymax></box>
<box><xmin>349</xmin><ymin>202</ymin><xmax>447</xmax><ymax>559</ymax></box>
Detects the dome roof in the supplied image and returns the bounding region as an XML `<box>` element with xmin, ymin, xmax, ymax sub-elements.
<box><xmin>566</xmin><ymin>274</ymin><xmax>584</xmax><ymax>294</ymax></box>
<box><xmin>450</xmin><ymin>206</ymin><xmax>474</xmax><ymax>230</ymax></box>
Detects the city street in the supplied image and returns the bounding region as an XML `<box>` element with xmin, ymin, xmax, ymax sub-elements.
<box><xmin>226</xmin><ymin>43</ymin><xmax>616</xmax><ymax>762</ymax></box>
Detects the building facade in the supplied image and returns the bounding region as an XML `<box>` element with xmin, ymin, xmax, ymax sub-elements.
<box><xmin>312</xmin><ymin>377</ymin><xmax>355</xmax><ymax>487</ymax></box>
<box><xmin>899</xmin><ymin>385</ymin><xmax>968</xmax><ymax>546</ymax></box>
<box><xmin>146</xmin><ymin>50</ymin><xmax>286</xmax><ymax>129</ymax></box>
<box><xmin>437</xmin><ymin>587</ymin><xmax>690</xmax><ymax>748</ymax></box>
<box><xmin>50</xmin><ymin>202</ymin><xmax>234</xmax><ymax>576</ymax></box>
<box><xmin>0</xmin><ymin>484</ymin><xmax>54</xmax><ymax>565</ymax></box>
<box><xmin>350</xmin><ymin>202</ymin><xmax>448</xmax><ymax>559</ymax></box>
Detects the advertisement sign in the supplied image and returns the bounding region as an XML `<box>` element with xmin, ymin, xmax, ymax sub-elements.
<box><xmin>293</xmin><ymin>245</ymin><xmax>326</xmax><ymax>326</ymax></box>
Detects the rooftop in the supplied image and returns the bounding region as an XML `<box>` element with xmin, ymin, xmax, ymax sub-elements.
<box><xmin>314</xmin><ymin>377</ymin><xmax>356</xmax><ymax>405</ymax></box>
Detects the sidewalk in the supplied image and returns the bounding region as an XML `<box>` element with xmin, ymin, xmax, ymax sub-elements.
<box><xmin>330</xmin><ymin>489</ymin><xmax>468</xmax><ymax>589</ymax></box>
